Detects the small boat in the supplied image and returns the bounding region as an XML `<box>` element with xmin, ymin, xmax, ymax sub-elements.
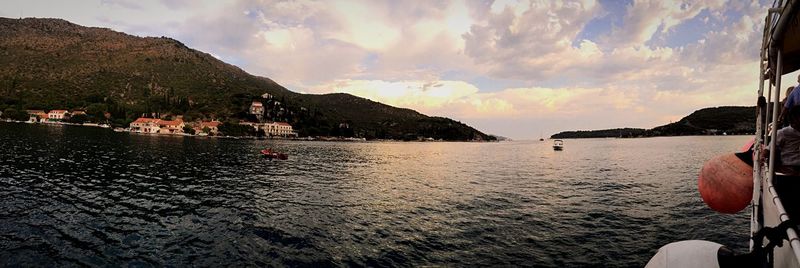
<box><xmin>261</xmin><ymin>149</ymin><xmax>288</xmax><ymax>160</ymax></box>
<box><xmin>539</xmin><ymin>138</ymin><xmax>544</xmax><ymax>141</ymax></box>
<box><xmin>553</xmin><ymin>140</ymin><xmax>563</xmax><ymax>151</ymax></box>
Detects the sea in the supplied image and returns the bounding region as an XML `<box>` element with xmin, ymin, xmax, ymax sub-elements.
<box><xmin>0</xmin><ymin>122</ymin><xmax>750</xmax><ymax>267</ymax></box>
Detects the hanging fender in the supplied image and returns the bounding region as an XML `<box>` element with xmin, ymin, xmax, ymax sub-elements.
<box><xmin>698</xmin><ymin>153</ymin><xmax>754</xmax><ymax>214</ymax></box>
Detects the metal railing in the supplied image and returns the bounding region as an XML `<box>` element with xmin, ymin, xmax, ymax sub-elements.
<box><xmin>753</xmin><ymin>0</ymin><xmax>800</xmax><ymax>264</ymax></box>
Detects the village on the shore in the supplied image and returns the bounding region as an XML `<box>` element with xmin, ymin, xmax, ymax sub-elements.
<box><xmin>6</xmin><ymin>93</ymin><xmax>303</xmax><ymax>139</ymax></box>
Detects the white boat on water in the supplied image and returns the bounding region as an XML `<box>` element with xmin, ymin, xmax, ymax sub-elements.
<box><xmin>646</xmin><ymin>1</ymin><xmax>800</xmax><ymax>267</ymax></box>
<box><xmin>552</xmin><ymin>139</ymin><xmax>563</xmax><ymax>151</ymax></box>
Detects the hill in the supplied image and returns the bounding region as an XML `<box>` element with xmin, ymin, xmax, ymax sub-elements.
<box><xmin>551</xmin><ymin>128</ymin><xmax>647</xmax><ymax>139</ymax></box>
<box><xmin>551</xmin><ymin>106</ymin><xmax>755</xmax><ymax>139</ymax></box>
<box><xmin>0</xmin><ymin>18</ymin><xmax>492</xmax><ymax>141</ymax></box>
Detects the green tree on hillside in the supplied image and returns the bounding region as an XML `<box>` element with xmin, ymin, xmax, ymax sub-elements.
<box><xmin>1</xmin><ymin>108</ymin><xmax>28</xmax><ymax>121</ymax></box>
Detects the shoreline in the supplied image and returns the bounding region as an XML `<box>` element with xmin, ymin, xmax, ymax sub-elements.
<box><xmin>547</xmin><ymin>134</ymin><xmax>753</xmax><ymax>140</ymax></box>
<box><xmin>1</xmin><ymin>120</ymin><xmax>491</xmax><ymax>143</ymax></box>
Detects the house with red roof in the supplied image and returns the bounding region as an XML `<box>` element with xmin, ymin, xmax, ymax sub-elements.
<box><xmin>130</xmin><ymin>118</ymin><xmax>186</xmax><ymax>134</ymax></box>
<box><xmin>130</xmin><ymin>118</ymin><xmax>161</xmax><ymax>133</ymax></box>
<box><xmin>197</xmin><ymin>121</ymin><xmax>222</xmax><ymax>135</ymax></box>
<box><xmin>249</xmin><ymin>101</ymin><xmax>264</xmax><ymax>115</ymax></box>
<box><xmin>26</xmin><ymin>110</ymin><xmax>47</xmax><ymax>123</ymax></box>
<box><xmin>157</xmin><ymin>119</ymin><xmax>185</xmax><ymax>134</ymax></box>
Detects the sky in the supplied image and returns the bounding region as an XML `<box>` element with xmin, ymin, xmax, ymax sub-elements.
<box><xmin>0</xmin><ymin>0</ymin><xmax>783</xmax><ymax>139</ymax></box>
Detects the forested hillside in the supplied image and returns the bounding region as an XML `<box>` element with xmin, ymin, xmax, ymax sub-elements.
<box><xmin>0</xmin><ymin>18</ymin><xmax>492</xmax><ymax>141</ymax></box>
<box><xmin>551</xmin><ymin>106</ymin><xmax>755</xmax><ymax>138</ymax></box>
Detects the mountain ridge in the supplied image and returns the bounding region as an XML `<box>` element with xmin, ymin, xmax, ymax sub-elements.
<box><xmin>551</xmin><ymin>106</ymin><xmax>756</xmax><ymax>139</ymax></box>
<box><xmin>0</xmin><ymin>17</ymin><xmax>493</xmax><ymax>141</ymax></box>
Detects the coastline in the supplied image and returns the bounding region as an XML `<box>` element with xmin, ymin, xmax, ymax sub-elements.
<box><xmin>1</xmin><ymin>120</ymin><xmax>492</xmax><ymax>143</ymax></box>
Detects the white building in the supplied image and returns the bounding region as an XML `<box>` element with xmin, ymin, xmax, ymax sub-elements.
<box><xmin>245</xmin><ymin>122</ymin><xmax>297</xmax><ymax>137</ymax></box>
<box><xmin>130</xmin><ymin>118</ymin><xmax>161</xmax><ymax>133</ymax></box>
<box><xmin>129</xmin><ymin>118</ymin><xmax>185</xmax><ymax>134</ymax></box>
<box><xmin>27</xmin><ymin>110</ymin><xmax>47</xmax><ymax>122</ymax></box>
<box><xmin>47</xmin><ymin>110</ymin><xmax>68</xmax><ymax>120</ymax></box>
<box><xmin>261</xmin><ymin>122</ymin><xmax>296</xmax><ymax>137</ymax></box>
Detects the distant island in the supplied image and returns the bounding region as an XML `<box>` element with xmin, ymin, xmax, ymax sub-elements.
<box><xmin>0</xmin><ymin>18</ymin><xmax>494</xmax><ymax>141</ymax></box>
<box><xmin>551</xmin><ymin>106</ymin><xmax>755</xmax><ymax>139</ymax></box>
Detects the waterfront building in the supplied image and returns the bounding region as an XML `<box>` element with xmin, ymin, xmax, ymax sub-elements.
<box><xmin>130</xmin><ymin>118</ymin><xmax>161</xmax><ymax>133</ymax></box>
<box><xmin>129</xmin><ymin>118</ymin><xmax>185</xmax><ymax>134</ymax></box>
<box><xmin>47</xmin><ymin>110</ymin><xmax>68</xmax><ymax>121</ymax></box>
<box><xmin>255</xmin><ymin>122</ymin><xmax>297</xmax><ymax>137</ymax></box>
<box><xmin>198</xmin><ymin>121</ymin><xmax>221</xmax><ymax>135</ymax></box>
<box><xmin>26</xmin><ymin>110</ymin><xmax>47</xmax><ymax>122</ymax></box>
<box><xmin>272</xmin><ymin>122</ymin><xmax>295</xmax><ymax>137</ymax></box>
<box><xmin>157</xmin><ymin>119</ymin><xmax>185</xmax><ymax>134</ymax></box>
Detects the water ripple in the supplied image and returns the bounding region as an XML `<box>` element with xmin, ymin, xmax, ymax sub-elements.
<box><xmin>0</xmin><ymin>123</ymin><xmax>750</xmax><ymax>267</ymax></box>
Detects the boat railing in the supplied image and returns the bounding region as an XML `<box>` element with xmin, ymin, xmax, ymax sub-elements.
<box><xmin>766</xmin><ymin>173</ymin><xmax>800</xmax><ymax>259</ymax></box>
<box><xmin>753</xmin><ymin>0</ymin><xmax>800</xmax><ymax>264</ymax></box>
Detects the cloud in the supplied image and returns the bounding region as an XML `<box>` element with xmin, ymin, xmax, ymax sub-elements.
<box><xmin>100</xmin><ymin>0</ymin><xmax>144</xmax><ymax>10</ymax></box>
<box><xmin>605</xmin><ymin>0</ymin><xmax>726</xmax><ymax>46</ymax></box>
<box><xmin>307</xmin><ymin>79</ymin><xmax>503</xmax><ymax>117</ymax></box>
<box><xmin>306</xmin><ymin>38</ymin><xmax>761</xmax><ymax>136</ymax></box>
<box><xmin>463</xmin><ymin>0</ymin><xmax>601</xmax><ymax>80</ymax></box>
<box><xmin>680</xmin><ymin>4</ymin><xmax>762</xmax><ymax>65</ymax></box>
<box><xmin>165</xmin><ymin>0</ymin><xmax>486</xmax><ymax>87</ymax></box>
<box><xmin>160</xmin><ymin>0</ymin><xmax>194</xmax><ymax>10</ymax></box>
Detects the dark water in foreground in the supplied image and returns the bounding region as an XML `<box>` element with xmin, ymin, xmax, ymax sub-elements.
<box><xmin>0</xmin><ymin>123</ymin><xmax>749</xmax><ymax>267</ymax></box>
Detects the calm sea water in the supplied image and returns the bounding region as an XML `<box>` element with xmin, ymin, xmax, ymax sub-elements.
<box><xmin>0</xmin><ymin>122</ymin><xmax>750</xmax><ymax>267</ymax></box>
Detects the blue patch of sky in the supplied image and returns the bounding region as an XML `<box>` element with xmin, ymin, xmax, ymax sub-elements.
<box><xmin>244</xmin><ymin>8</ymin><xmax>260</xmax><ymax>20</ymax></box>
<box><xmin>359</xmin><ymin>53</ymin><xmax>379</xmax><ymax>70</ymax></box>
<box><xmin>573</xmin><ymin>0</ymin><xmax>631</xmax><ymax>47</ymax></box>
<box><xmin>648</xmin><ymin>4</ymin><xmax>749</xmax><ymax>48</ymax></box>
<box><xmin>720</xmin><ymin>4</ymin><xmax>746</xmax><ymax>23</ymax></box>
<box><xmin>468</xmin><ymin>76</ymin><xmax>528</xmax><ymax>92</ymax></box>
<box><xmin>659</xmin><ymin>9</ymin><xmax>718</xmax><ymax>48</ymax></box>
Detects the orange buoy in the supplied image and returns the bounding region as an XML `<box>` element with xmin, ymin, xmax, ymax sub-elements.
<box><xmin>698</xmin><ymin>153</ymin><xmax>753</xmax><ymax>214</ymax></box>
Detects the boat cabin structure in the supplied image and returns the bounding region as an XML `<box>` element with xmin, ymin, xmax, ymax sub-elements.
<box><xmin>553</xmin><ymin>139</ymin><xmax>563</xmax><ymax>151</ymax></box>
